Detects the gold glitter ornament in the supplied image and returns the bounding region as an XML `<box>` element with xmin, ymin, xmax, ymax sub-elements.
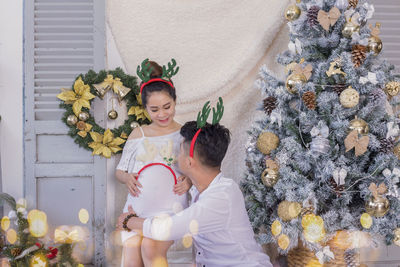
<box><xmin>360</xmin><ymin>213</ymin><xmax>373</xmax><ymax>229</ymax></box>
<box><xmin>256</xmin><ymin>132</ymin><xmax>279</xmax><ymax>154</ymax></box>
<box><xmin>278</xmin><ymin>201</ymin><xmax>302</xmax><ymax>221</ymax></box>
<box><xmin>271</xmin><ymin>220</ymin><xmax>282</xmax><ymax>236</ymax></box>
<box><xmin>340</xmin><ymin>87</ymin><xmax>359</xmax><ymax>108</ymax></box>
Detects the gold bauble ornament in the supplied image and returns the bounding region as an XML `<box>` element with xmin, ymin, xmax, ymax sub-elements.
<box><xmin>393</xmin><ymin>228</ymin><xmax>400</xmax><ymax>246</ymax></box>
<box><xmin>360</xmin><ymin>213</ymin><xmax>373</xmax><ymax>229</ymax></box>
<box><xmin>284</xmin><ymin>4</ymin><xmax>301</xmax><ymax>21</ymax></box>
<box><xmin>130</xmin><ymin>121</ymin><xmax>140</xmax><ymax>129</ymax></box>
<box><xmin>286</xmin><ymin>73</ymin><xmax>307</xmax><ymax>94</ymax></box>
<box><xmin>368</xmin><ymin>36</ymin><xmax>383</xmax><ymax>55</ymax></box>
<box><xmin>67</xmin><ymin>115</ymin><xmax>78</xmax><ymax>126</ymax></box>
<box><xmin>78</xmin><ymin>111</ymin><xmax>89</xmax><ymax>122</ymax></box>
<box><xmin>261</xmin><ymin>168</ymin><xmax>279</xmax><ymax>187</ymax></box>
<box><xmin>393</xmin><ymin>144</ymin><xmax>400</xmax><ymax>160</ymax></box>
<box><xmin>271</xmin><ymin>220</ymin><xmax>282</xmax><ymax>236</ymax></box>
<box><xmin>342</xmin><ymin>21</ymin><xmax>360</xmax><ymax>38</ymax></box>
<box><xmin>340</xmin><ymin>87</ymin><xmax>359</xmax><ymax>108</ymax></box>
<box><xmin>349</xmin><ymin>117</ymin><xmax>369</xmax><ymax>135</ymax></box>
<box><xmin>365</xmin><ymin>196</ymin><xmax>390</xmax><ymax>217</ymax></box>
<box><xmin>108</xmin><ymin>109</ymin><xmax>118</xmax><ymax>120</ymax></box>
<box><xmin>278</xmin><ymin>201</ymin><xmax>302</xmax><ymax>221</ymax></box>
<box><xmin>385</xmin><ymin>81</ymin><xmax>400</xmax><ymax>97</ymax></box>
<box><xmin>256</xmin><ymin>132</ymin><xmax>279</xmax><ymax>154</ymax></box>
<box><xmin>278</xmin><ymin>234</ymin><xmax>290</xmax><ymax>250</ymax></box>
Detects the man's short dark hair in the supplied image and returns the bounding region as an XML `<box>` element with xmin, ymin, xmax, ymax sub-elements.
<box><xmin>180</xmin><ymin>121</ymin><xmax>231</xmax><ymax>167</ymax></box>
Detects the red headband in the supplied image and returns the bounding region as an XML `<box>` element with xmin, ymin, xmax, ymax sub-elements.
<box><xmin>140</xmin><ymin>78</ymin><xmax>174</xmax><ymax>94</ymax></box>
<box><xmin>137</xmin><ymin>163</ymin><xmax>177</xmax><ymax>184</ymax></box>
<box><xmin>190</xmin><ymin>129</ymin><xmax>202</xmax><ymax>158</ymax></box>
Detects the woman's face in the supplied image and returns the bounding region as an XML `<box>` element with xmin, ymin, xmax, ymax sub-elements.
<box><xmin>145</xmin><ymin>91</ymin><xmax>176</xmax><ymax>127</ymax></box>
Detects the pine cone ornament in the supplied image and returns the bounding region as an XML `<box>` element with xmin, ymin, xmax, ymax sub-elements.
<box><xmin>11</xmin><ymin>247</ymin><xmax>22</xmax><ymax>257</ymax></box>
<box><xmin>302</xmin><ymin>91</ymin><xmax>316</xmax><ymax>110</ymax></box>
<box><xmin>329</xmin><ymin>177</ymin><xmax>345</xmax><ymax>197</ymax></box>
<box><xmin>369</xmin><ymin>88</ymin><xmax>386</xmax><ymax>106</ymax></box>
<box><xmin>348</xmin><ymin>0</ymin><xmax>359</xmax><ymax>9</ymax></box>
<box><xmin>379</xmin><ymin>137</ymin><xmax>395</xmax><ymax>154</ymax></box>
<box><xmin>352</xmin><ymin>45</ymin><xmax>367</xmax><ymax>68</ymax></box>
<box><xmin>344</xmin><ymin>250</ymin><xmax>360</xmax><ymax>267</ymax></box>
<box><xmin>331</xmin><ymin>84</ymin><xmax>347</xmax><ymax>95</ymax></box>
<box><xmin>263</xmin><ymin>96</ymin><xmax>277</xmax><ymax>115</ymax></box>
<box><xmin>307</xmin><ymin>6</ymin><xmax>320</xmax><ymax>26</ymax></box>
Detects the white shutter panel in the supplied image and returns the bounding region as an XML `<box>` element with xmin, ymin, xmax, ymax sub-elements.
<box><xmin>370</xmin><ymin>0</ymin><xmax>400</xmax><ymax>73</ymax></box>
<box><xmin>24</xmin><ymin>0</ymin><xmax>106</xmax><ymax>265</ymax></box>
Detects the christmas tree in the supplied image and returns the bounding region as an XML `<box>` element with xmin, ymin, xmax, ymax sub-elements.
<box><xmin>241</xmin><ymin>0</ymin><xmax>400</xmax><ymax>264</ymax></box>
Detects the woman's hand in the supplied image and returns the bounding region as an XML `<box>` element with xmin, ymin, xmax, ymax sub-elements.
<box><xmin>173</xmin><ymin>176</ymin><xmax>192</xmax><ymax>195</ymax></box>
<box><xmin>116</xmin><ymin>205</ymin><xmax>136</xmax><ymax>231</ymax></box>
<box><xmin>124</xmin><ymin>172</ymin><xmax>142</xmax><ymax>197</ymax></box>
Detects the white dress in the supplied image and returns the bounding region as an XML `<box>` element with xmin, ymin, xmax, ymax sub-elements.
<box><xmin>116</xmin><ymin>127</ymin><xmax>188</xmax><ymax>242</ymax></box>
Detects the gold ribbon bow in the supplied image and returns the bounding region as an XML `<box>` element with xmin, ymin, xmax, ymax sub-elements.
<box><xmin>344</xmin><ymin>130</ymin><xmax>369</xmax><ymax>157</ymax></box>
<box><xmin>369</xmin><ymin>183</ymin><xmax>387</xmax><ymax>199</ymax></box>
<box><xmin>54</xmin><ymin>229</ymin><xmax>82</xmax><ymax>244</ymax></box>
<box><xmin>128</xmin><ymin>94</ymin><xmax>151</xmax><ymax>121</ymax></box>
<box><xmin>93</xmin><ymin>75</ymin><xmax>131</xmax><ymax>101</ymax></box>
<box><xmin>369</xmin><ymin>23</ymin><xmax>381</xmax><ymax>37</ymax></box>
<box><xmin>317</xmin><ymin>7</ymin><xmax>341</xmax><ymax>31</ymax></box>
<box><xmin>88</xmin><ymin>129</ymin><xmax>126</xmax><ymax>158</ymax></box>
<box><xmin>57</xmin><ymin>77</ymin><xmax>96</xmax><ymax>116</ymax></box>
<box><xmin>293</xmin><ymin>63</ymin><xmax>313</xmax><ymax>81</ymax></box>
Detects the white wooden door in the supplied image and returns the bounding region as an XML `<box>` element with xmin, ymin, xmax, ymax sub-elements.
<box><xmin>24</xmin><ymin>0</ymin><xmax>106</xmax><ymax>265</ymax></box>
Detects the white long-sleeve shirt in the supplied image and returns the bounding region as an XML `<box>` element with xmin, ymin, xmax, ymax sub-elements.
<box><xmin>143</xmin><ymin>173</ymin><xmax>273</xmax><ymax>267</ymax></box>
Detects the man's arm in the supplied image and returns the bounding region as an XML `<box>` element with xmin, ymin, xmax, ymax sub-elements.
<box><xmin>117</xmin><ymin>191</ymin><xmax>230</xmax><ymax>241</ymax></box>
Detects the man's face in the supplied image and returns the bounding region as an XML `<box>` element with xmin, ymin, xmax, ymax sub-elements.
<box><xmin>178</xmin><ymin>142</ymin><xmax>190</xmax><ymax>176</ymax></box>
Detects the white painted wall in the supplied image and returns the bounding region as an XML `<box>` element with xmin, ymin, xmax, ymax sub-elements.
<box><xmin>0</xmin><ymin>0</ymin><xmax>23</xmax><ymax>199</ymax></box>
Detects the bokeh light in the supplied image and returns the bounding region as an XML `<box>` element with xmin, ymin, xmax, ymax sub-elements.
<box><xmin>182</xmin><ymin>233</ymin><xmax>193</xmax><ymax>248</ymax></box>
<box><xmin>78</xmin><ymin>209</ymin><xmax>89</xmax><ymax>224</ymax></box>
<box><xmin>189</xmin><ymin>220</ymin><xmax>198</xmax><ymax>235</ymax></box>
<box><xmin>151</xmin><ymin>214</ymin><xmax>172</xmax><ymax>241</ymax></box>
<box><xmin>28</xmin><ymin>210</ymin><xmax>48</xmax><ymax>238</ymax></box>
<box><xmin>152</xmin><ymin>257</ymin><xmax>168</xmax><ymax>267</ymax></box>
<box><xmin>1</xmin><ymin>216</ymin><xmax>10</xmax><ymax>231</ymax></box>
<box><xmin>6</xmin><ymin>229</ymin><xmax>17</xmax><ymax>244</ymax></box>
<box><xmin>30</xmin><ymin>253</ymin><xmax>48</xmax><ymax>267</ymax></box>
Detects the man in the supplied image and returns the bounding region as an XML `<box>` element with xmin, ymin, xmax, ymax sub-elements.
<box><xmin>117</xmin><ymin>121</ymin><xmax>273</xmax><ymax>267</ymax></box>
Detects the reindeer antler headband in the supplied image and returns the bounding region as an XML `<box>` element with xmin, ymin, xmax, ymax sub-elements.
<box><xmin>190</xmin><ymin>97</ymin><xmax>224</xmax><ymax>158</ymax></box>
<box><xmin>136</xmin><ymin>58</ymin><xmax>179</xmax><ymax>94</ymax></box>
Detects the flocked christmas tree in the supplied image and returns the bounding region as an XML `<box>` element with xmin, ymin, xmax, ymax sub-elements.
<box><xmin>241</xmin><ymin>0</ymin><xmax>400</xmax><ymax>265</ymax></box>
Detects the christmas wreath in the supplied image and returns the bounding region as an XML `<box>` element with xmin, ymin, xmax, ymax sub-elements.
<box><xmin>57</xmin><ymin>68</ymin><xmax>150</xmax><ymax>158</ymax></box>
